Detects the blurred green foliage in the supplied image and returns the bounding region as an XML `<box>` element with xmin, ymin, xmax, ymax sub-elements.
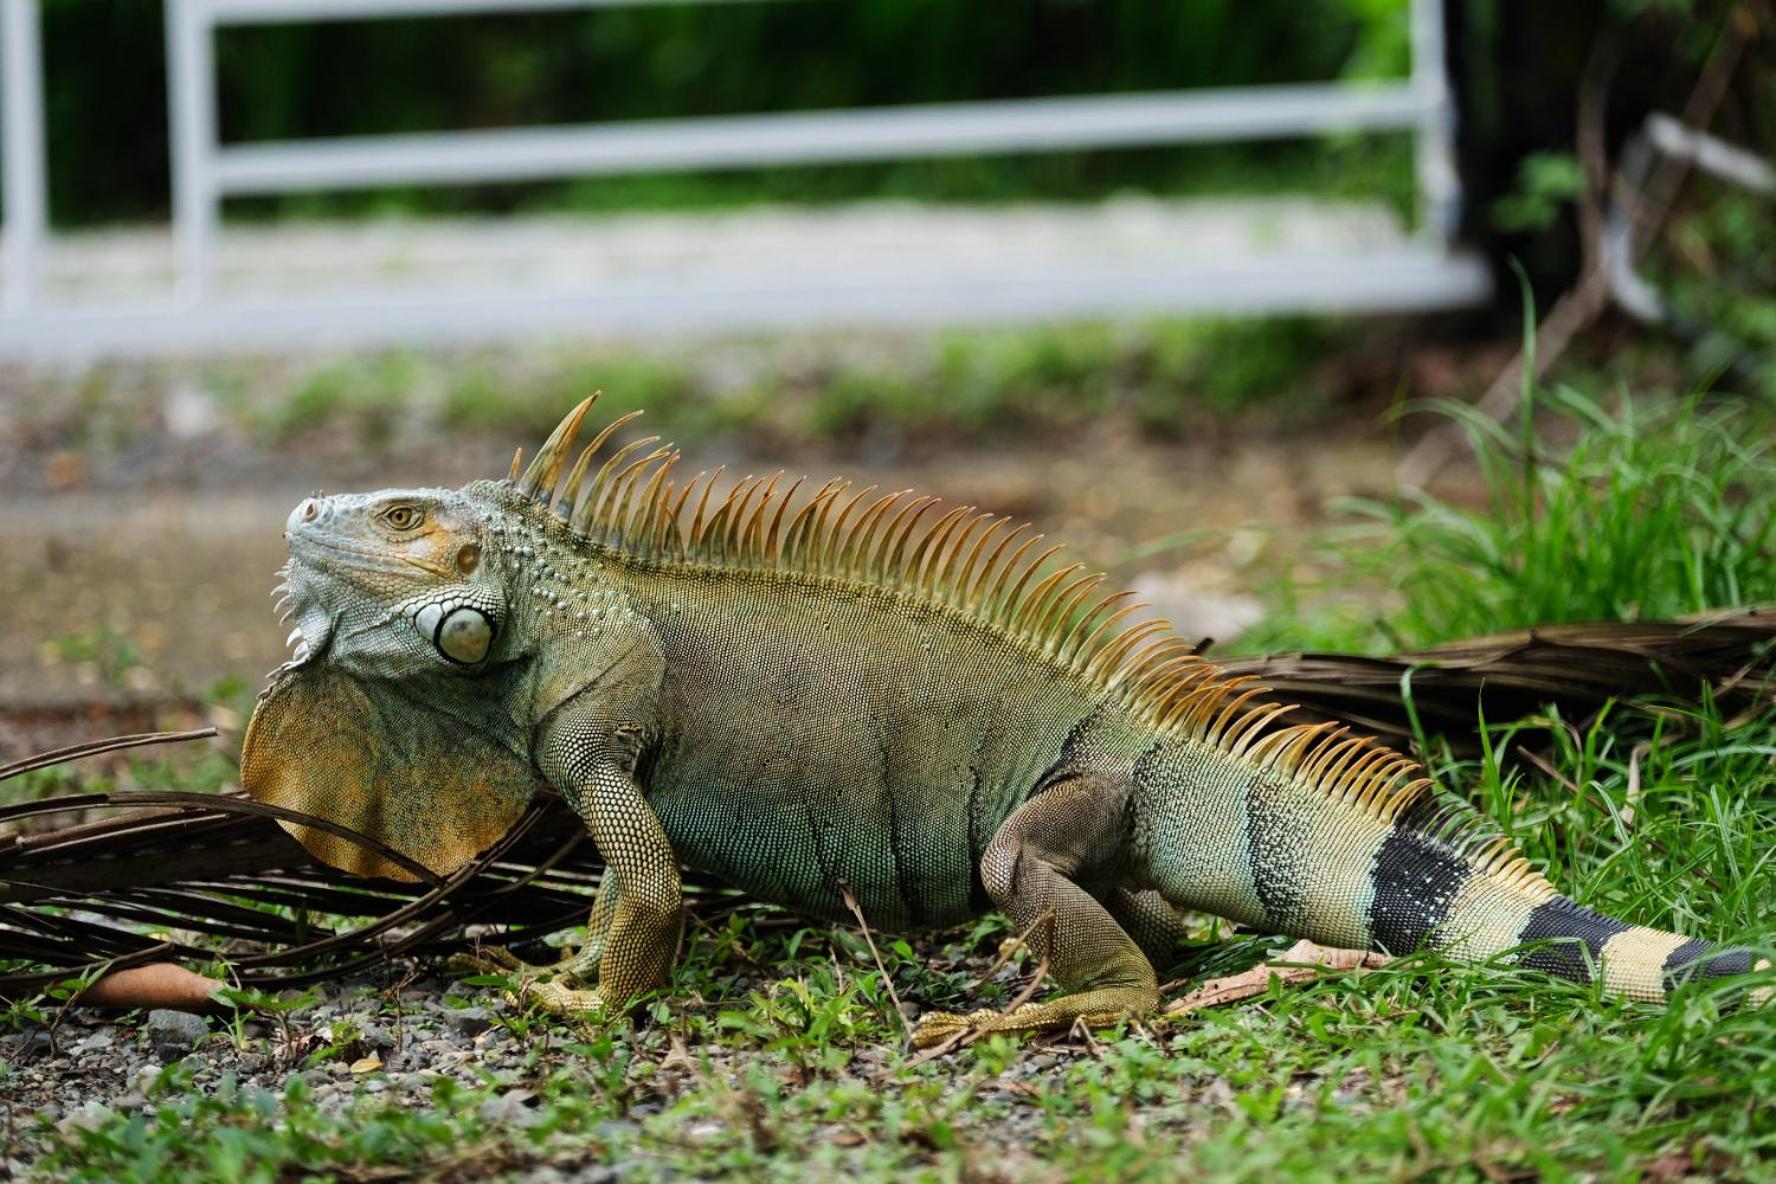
<box><xmin>39</xmin><ymin>0</ymin><xmax>1412</xmax><ymax>227</ymax></box>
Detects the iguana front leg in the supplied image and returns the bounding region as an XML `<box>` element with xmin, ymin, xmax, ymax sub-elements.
<box><xmin>461</xmin><ymin>721</ymin><xmax>683</xmax><ymax>1018</ymax></box>
<box><xmin>456</xmin><ymin>867</ymin><xmax>617</xmax><ymax>988</ymax></box>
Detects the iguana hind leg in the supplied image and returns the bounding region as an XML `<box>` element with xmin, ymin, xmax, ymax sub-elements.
<box><xmin>911</xmin><ymin>772</ymin><xmax>1157</xmax><ymax>1048</ymax></box>
<box><xmin>1111</xmin><ymin>887</ymin><xmax>1195</xmax><ymax>972</ymax></box>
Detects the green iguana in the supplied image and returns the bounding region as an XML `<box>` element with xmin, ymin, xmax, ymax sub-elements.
<box><xmin>241</xmin><ymin>397</ymin><xmax>1766</xmax><ymax>1046</ymax></box>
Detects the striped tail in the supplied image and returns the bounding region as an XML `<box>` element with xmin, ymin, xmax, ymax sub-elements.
<box><xmin>1143</xmin><ymin>739</ymin><xmax>1764</xmax><ymax>1003</ymax></box>
<box><xmin>1313</xmin><ymin>794</ymin><xmax>1763</xmax><ymax>1003</ymax></box>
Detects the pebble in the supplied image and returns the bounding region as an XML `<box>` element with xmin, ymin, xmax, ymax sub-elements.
<box><xmin>145</xmin><ymin>1010</ymin><xmax>208</xmax><ymax>1055</ymax></box>
<box><xmin>442</xmin><ymin>1006</ymin><xmax>495</xmax><ymax>1038</ymax></box>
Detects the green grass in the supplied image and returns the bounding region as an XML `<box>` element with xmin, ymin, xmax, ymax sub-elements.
<box><xmin>1237</xmin><ymin>384</ymin><xmax>1776</xmax><ymax>655</ymax></box>
<box><xmin>8</xmin><ymin>383</ymin><xmax>1776</xmax><ymax>1181</ymax></box>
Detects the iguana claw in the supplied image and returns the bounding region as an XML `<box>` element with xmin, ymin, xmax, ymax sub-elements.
<box><xmin>449</xmin><ymin>948</ymin><xmax>609</xmax><ymax>1018</ymax></box>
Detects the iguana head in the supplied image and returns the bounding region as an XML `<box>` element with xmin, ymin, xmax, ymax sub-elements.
<box><xmin>280</xmin><ymin>486</ymin><xmax>510</xmax><ymax>679</ymax></box>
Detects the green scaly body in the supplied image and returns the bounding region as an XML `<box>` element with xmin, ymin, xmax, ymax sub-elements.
<box><xmin>241</xmin><ymin>398</ymin><xmax>1764</xmax><ymax>1043</ymax></box>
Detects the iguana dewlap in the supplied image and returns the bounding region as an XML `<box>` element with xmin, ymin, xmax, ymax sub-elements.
<box><xmin>241</xmin><ymin>397</ymin><xmax>1763</xmax><ymax>1044</ymax></box>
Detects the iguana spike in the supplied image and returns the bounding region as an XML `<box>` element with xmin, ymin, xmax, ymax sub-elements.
<box><xmin>967</xmin><ymin>523</ymin><xmax>1029</xmax><ymax>609</ymax></box>
<box><xmin>905</xmin><ymin>506</ymin><xmax>971</xmax><ymax>591</ymax></box>
<box><xmin>508</xmin><ymin>447</ymin><xmax>525</xmax><ymax>483</ymax></box>
<box><xmin>1064</xmin><ymin>591</ymin><xmax>1140</xmax><ymax>668</ymax></box>
<box><xmin>1036</xmin><ymin>572</ymin><xmax>1104</xmax><ymax>656</ymax></box>
<box><xmin>740</xmin><ymin>473</ymin><xmax>784</xmax><ymax>560</ymax></box>
<box><xmin>703</xmin><ymin>476</ymin><xmax>757</xmax><ymax>561</ymax></box>
<box><xmin>630</xmin><ymin>451</ymin><xmax>679</xmax><ymax>543</ymax></box>
<box><xmin>878</xmin><ymin>496</ymin><xmax>938</xmax><ymax>580</ymax></box>
<box><xmin>839</xmin><ymin>491</ymin><xmax>904</xmax><ymax>577</ymax></box>
<box><xmin>935</xmin><ymin>513</ymin><xmax>994</xmax><ymax>601</ymax></box>
<box><xmin>999</xmin><ymin>545</ymin><xmax>1064</xmax><ymax>627</ymax></box>
<box><xmin>577</xmin><ymin>436</ymin><xmax>663</xmax><ymax>536</ymax></box>
<box><xmin>687</xmin><ymin>466</ymin><xmax>726</xmax><ymax>553</ymax></box>
<box><xmin>954</xmin><ymin>516</ymin><xmax>1011</xmax><ymax>606</ymax></box>
<box><xmin>566</xmin><ymin>409</ymin><xmax>647</xmax><ymax>526</ymax></box>
<box><xmin>1225</xmin><ymin>703</ymin><xmax>1294</xmax><ymax>759</ymax></box>
<box><xmin>784</xmin><ymin>480</ymin><xmax>845</xmax><ymax>562</ymax></box>
<box><xmin>982</xmin><ymin>533</ymin><xmax>1046</xmax><ymax>616</ymax></box>
<box><xmin>516</xmin><ymin>394</ymin><xmax>598</xmax><ymax>500</ymax></box>
<box><xmin>556</xmin><ymin>443</ymin><xmax>599</xmax><ymax>517</ymax></box>
<box><xmin>819</xmin><ymin>485</ymin><xmax>879</xmax><ymax>573</ymax></box>
<box><xmin>764</xmin><ymin>477</ymin><xmax>807</xmax><ymax>563</ymax></box>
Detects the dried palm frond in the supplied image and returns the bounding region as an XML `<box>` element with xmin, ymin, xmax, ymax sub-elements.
<box><xmin>2</xmin><ymin>610</ymin><xmax>1770</xmax><ymax>998</ymax></box>
<box><xmin>1227</xmin><ymin>608</ymin><xmax>1776</xmax><ymax>753</ymax></box>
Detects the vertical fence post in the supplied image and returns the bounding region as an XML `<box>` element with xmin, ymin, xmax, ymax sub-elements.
<box><xmin>1410</xmin><ymin>0</ymin><xmax>1459</xmax><ymax>245</ymax></box>
<box><xmin>166</xmin><ymin>0</ymin><xmax>217</xmax><ymax>304</ymax></box>
<box><xmin>1</xmin><ymin>0</ymin><xmax>47</xmax><ymax>316</ymax></box>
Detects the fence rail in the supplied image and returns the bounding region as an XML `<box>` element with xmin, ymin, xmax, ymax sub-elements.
<box><xmin>0</xmin><ymin>0</ymin><xmax>1486</xmax><ymax>361</ymax></box>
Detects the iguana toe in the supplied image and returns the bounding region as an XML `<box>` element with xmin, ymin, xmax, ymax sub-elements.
<box><xmin>908</xmin><ymin>1008</ymin><xmax>996</xmax><ymax>1049</ymax></box>
<box><xmin>516</xmin><ymin>980</ymin><xmax>610</xmax><ymax>1019</ymax></box>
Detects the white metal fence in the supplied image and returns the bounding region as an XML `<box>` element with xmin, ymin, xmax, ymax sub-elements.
<box><xmin>0</xmin><ymin>0</ymin><xmax>1488</xmax><ymax>361</ymax></box>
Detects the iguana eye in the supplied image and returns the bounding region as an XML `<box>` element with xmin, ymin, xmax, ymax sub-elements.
<box><xmin>382</xmin><ymin>505</ymin><xmax>424</xmax><ymax>531</ymax></box>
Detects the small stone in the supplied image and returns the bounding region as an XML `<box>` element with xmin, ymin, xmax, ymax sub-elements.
<box><xmin>360</xmin><ymin>1023</ymin><xmax>396</xmax><ymax>1051</ymax></box>
<box><xmin>443</xmin><ymin>1006</ymin><xmax>494</xmax><ymax>1038</ymax></box>
<box><xmin>145</xmin><ymin>1009</ymin><xmax>207</xmax><ymax>1055</ymax></box>
<box><xmin>478</xmin><ymin>1090</ymin><xmax>540</xmax><ymax>1127</ymax></box>
<box><xmin>12</xmin><ymin>1030</ymin><xmax>53</xmax><ymax>1058</ymax></box>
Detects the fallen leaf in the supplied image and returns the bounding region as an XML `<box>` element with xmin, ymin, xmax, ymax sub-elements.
<box><xmin>73</xmin><ymin>963</ymin><xmax>228</xmax><ymax>1013</ymax></box>
<box><xmin>350</xmin><ymin>1054</ymin><xmax>383</xmax><ymax>1074</ymax></box>
<box><xmin>1164</xmin><ymin>940</ymin><xmax>1391</xmax><ymax>1014</ymax></box>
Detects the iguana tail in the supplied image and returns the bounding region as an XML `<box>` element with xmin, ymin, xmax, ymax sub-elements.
<box><xmin>1142</xmin><ymin>741</ymin><xmax>1764</xmax><ymax>1002</ymax></box>
<box><xmin>1348</xmin><ymin>792</ymin><xmax>1760</xmax><ymax>1002</ymax></box>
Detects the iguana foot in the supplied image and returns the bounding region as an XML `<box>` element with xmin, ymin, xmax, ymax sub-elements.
<box><xmin>449</xmin><ymin>948</ymin><xmax>608</xmax><ymax>1018</ymax></box>
<box><xmin>909</xmin><ymin>1001</ymin><xmax>1133</xmax><ymax>1050</ymax></box>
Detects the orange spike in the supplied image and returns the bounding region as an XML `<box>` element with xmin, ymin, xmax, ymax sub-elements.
<box><xmin>1226</xmin><ymin>703</ymin><xmax>1294</xmax><ymax>759</ymax></box>
<box><xmin>937</xmin><ymin>513</ymin><xmax>995</xmax><ymax>599</ymax></box>
<box><xmin>841</xmin><ymin>491</ymin><xmax>904</xmax><ymax>575</ymax></box>
<box><xmin>953</xmin><ymin>516</ymin><xmax>1010</xmax><ymax>605</ymax></box>
<box><xmin>1204</xmin><ymin>686</ymin><xmax>1270</xmax><ymax>746</ymax></box>
<box><xmin>820</xmin><ymin>484</ymin><xmax>879</xmax><ymax>571</ymax></box>
<box><xmin>764</xmin><ymin>476</ymin><xmax>807</xmax><ymax>562</ymax></box>
<box><xmin>742</xmin><ymin>473</ymin><xmax>784</xmax><ymax>559</ymax></box>
<box><xmin>1005</xmin><ymin>551</ymin><xmax>1071</xmax><ymax>634</ymax></box>
<box><xmin>981</xmin><ymin>531</ymin><xmax>1044</xmax><ymax>614</ymax></box>
<box><xmin>906</xmin><ymin>506</ymin><xmax>972</xmax><ymax>590</ymax></box>
<box><xmin>688</xmin><ymin>465</ymin><xmax>725</xmax><ymax>552</ymax></box>
<box><xmin>879</xmin><ymin>496</ymin><xmax>938</xmax><ymax>578</ymax></box>
<box><xmin>968</xmin><ymin>523</ymin><xmax>1028</xmax><ymax>607</ymax></box>
<box><xmin>783</xmin><ymin>480</ymin><xmax>845</xmax><ymax>561</ymax></box>
<box><xmin>1068</xmin><ymin>594</ymin><xmax>1141</xmax><ymax>668</ymax></box>
<box><xmin>630</xmin><ymin>451</ymin><xmax>679</xmax><ymax>542</ymax></box>
<box><xmin>508</xmin><ymin>446</ymin><xmax>524</xmax><ymax>482</ymax></box>
<box><xmin>1037</xmin><ymin>572</ymin><xmax>1105</xmax><ymax>655</ymax></box>
<box><xmin>516</xmin><ymin>395</ymin><xmax>597</xmax><ymax>498</ymax></box>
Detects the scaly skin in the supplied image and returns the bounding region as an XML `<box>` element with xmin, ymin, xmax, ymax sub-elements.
<box><xmin>242</xmin><ymin>398</ymin><xmax>1766</xmax><ymax>1046</ymax></box>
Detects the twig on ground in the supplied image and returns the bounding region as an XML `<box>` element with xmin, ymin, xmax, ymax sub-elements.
<box><xmin>837</xmin><ymin>881</ymin><xmax>911</xmax><ymax>1042</ymax></box>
